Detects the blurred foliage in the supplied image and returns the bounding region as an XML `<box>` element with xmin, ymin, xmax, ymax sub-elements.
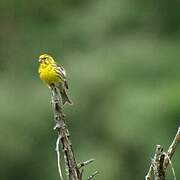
<box><xmin>0</xmin><ymin>0</ymin><xmax>180</xmax><ymax>180</ymax></box>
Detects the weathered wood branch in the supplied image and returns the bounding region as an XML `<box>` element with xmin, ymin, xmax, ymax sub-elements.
<box><xmin>50</xmin><ymin>85</ymin><xmax>81</xmax><ymax>180</ymax></box>
<box><xmin>50</xmin><ymin>85</ymin><xmax>98</xmax><ymax>180</ymax></box>
<box><xmin>145</xmin><ymin>126</ymin><xmax>180</xmax><ymax>180</ymax></box>
<box><xmin>164</xmin><ymin>126</ymin><xmax>180</xmax><ymax>169</ymax></box>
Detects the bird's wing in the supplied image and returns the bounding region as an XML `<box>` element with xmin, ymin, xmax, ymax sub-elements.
<box><xmin>53</xmin><ymin>64</ymin><xmax>66</xmax><ymax>79</ymax></box>
<box><xmin>54</xmin><ymin>64</ymin><xmax>69</xmax><ymax>89</ymax></box>
<box><xmin>58</xmin><ymin>65</ymin><xmax>66</xmax><ymax>78</ymax></box>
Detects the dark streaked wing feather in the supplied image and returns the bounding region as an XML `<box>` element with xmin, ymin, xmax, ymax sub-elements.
<box><xmin>52</xmin><ymin>63</ymin><xmax>66</xmax><ymax>78</ymax></box>
<box><xmin>53</xmin><ymin>63</ymin><xmax>69</xmax><ymax>89</ymax></box>
<box><xmin>57</xmin><ymin>65</ymin><xmax>66</xmax><ymax>78</ymax></box>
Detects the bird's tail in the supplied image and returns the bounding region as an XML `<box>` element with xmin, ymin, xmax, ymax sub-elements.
<box><xmin>59</xmin><ymin>88</ymin><xmax>72</xmax><ymax>105</ymax></box>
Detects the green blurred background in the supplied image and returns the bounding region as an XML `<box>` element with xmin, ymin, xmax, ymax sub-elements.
<box><xmin>0</xmin><ymin>0</ymin><xmax>180</xmax><ymax>179</ymax></box>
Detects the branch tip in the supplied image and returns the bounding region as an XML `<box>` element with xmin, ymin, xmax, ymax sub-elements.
<box><xmin>145</xmin><ymin>126</ymin><xmax>180</xmax><ymax>180</ymax></box>
<box><xmin>87</xmin><ymin>171</ymin><xmax>99</xmax><ymax>180</ymax></box>
<box><xmin>78</xmin><ymin>158</ymin><xmax>95</xmax><ymax>169</ymax></box>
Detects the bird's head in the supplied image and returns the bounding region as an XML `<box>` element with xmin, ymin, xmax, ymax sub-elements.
<box><xmin>38</xmin><ymin>54</ymin><xmax>55</xmax><ymax>64</ymax></box>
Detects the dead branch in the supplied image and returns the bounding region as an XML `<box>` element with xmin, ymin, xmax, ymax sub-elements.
<box><xmin>145</xmin><ymin>126</ymin><xmax>180</xmax><ymax>180</ymax></box>
<box><xmin>50</xmin><ymin>85</ymin><xmax>98</xmax><ymax>180</ymax></box>
<box><xmin>50</xmin><ymin>85</ymin><xmax>81</xmax><ymax>180</ymax></box>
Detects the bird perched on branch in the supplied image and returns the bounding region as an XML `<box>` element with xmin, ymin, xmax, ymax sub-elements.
<box><xmin>38</xmin><ymin>54</ymin><xmax>72</xmax><ymax>105</ymax></box>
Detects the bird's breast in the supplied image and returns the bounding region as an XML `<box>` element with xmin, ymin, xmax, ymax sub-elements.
<box><xmin>39</xmin><ymin>64</ymin><xmax>61</xmax><ymax>85</ymax></box>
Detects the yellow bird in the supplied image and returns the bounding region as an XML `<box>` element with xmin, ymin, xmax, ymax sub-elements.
<box><xmin>38</xmin><ymin>54</ymin><xmax>72</xmax><ymax>105</ymax></box>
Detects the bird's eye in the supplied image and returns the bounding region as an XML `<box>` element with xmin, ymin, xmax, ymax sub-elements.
<box><xmin>43</xmin><ymin>58</ymin><xmax>49</xmax><ymax>64</ymax></box>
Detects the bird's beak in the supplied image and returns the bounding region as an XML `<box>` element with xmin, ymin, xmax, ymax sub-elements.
<box><xmin>38</xmin><ymin>59</ymin><xmax>42</xmax><ymax>63</ymax></box>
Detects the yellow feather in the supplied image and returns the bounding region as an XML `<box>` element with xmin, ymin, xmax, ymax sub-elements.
<box><xmin>38</xmin><ymin>54</ymin><xmax>64</xmax><ymax>85</ymax></box>
<box><xmin>38</xmin><ymin>54</ymin><xmax>72</xmax><ymax>105</ymax></box>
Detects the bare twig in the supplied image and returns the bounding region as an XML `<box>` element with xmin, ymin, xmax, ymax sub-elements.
<box><xmin>78</xmin><ymin>159</ymin><xmax>95</xmax><ymax>169</ymax></box>
<box><xmin>50</xmin><ymin>85</ymin><xmax>81</xmax><ymax>180</ymax></box>
<box><xmin>164</xmin><ymin>127</ymin><xmax>180</xmax><ymax>169</ymax></box>
<box><xmin>55</xmin><ymin>136</ymin><xmax>64</xmax><ymax>180</ymax></box>
<box><xmin>145</xmin><ymin>145</ymin><xmax>164</xmax><ymax>180</ymax></box>
<box><xmin>87</xmin><ymin>171</ymin><xmax>99</xmax><ymax>180</ymax></box>
<box><xmin>145</xmin><ymin>126</ymin><xmax>180</xmax><ymax>180</ymax></box>
<box><xmin>165</xmin><ymin>154</ymin><xmax>176</xmax><ymax>180</ymax></box>
<box><xmin>153</xmin><ymin>145</ymin><xmax>165</xmax><ymax>180</ymax></box>
<box><xmin>153</xmin><ymin>145</ymin><xmax>162</xmax><ymax>179</ymax></box>
<box><xmin>50</xmin><ymin>85</ymin><xmax>98</xmax><ymax>180</ymax></box>
<box><xmin>145</xmin><ymin>163</ymin><xmax>154</xmax><ymax>180</ymax></box>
